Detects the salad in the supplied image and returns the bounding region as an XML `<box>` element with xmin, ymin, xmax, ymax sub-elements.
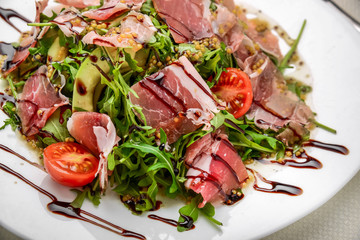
<box><xmin>0</xmin><ymin>0</ymin><xmax>335</xmax><ymax>233</ymax></box>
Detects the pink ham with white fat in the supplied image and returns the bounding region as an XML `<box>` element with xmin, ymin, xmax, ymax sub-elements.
<box><xmin>244</xmin><ymin>53</ymin><xmax>314</xmax><ymax>144</ymax></box>
<box><xmin>185</xmin><ymin>132</ymin><xmax>248</xmax><ymax>207</ymax></box>
<box><xmin>51</xmin><ymin>8</ymin><xmax>88</xmax><ymax>37</ymax></box>
<box><xmin>82</xmin><ymin>0</ymin><xmax>146</xmax><ymax>20</ymax></box>
<box><xmin>152</xmin><ymin>0</ymin><xmax>213</xmax><ymax>43</ymax></box>
<box><xmin>82</xmin><ymin>11</ymin><xmax>156</xmax><ymax>50</ymax></box>
<box><xmin>2</xmin><ymin>0</ymin><xmax>48</xmax><ymax>75</ymax></box>
<box><xmin>245</xmin><ymin>19</ymin><xmax>282</xmax><ymax>60</ymax></box>
<box><xmin>67</xmin><ymin>112</ymin><xmax>120</xmax><ymax>190</ymax></box>
<box><xmin>17</xmin><ymin>65</ymin><xmax>69</xmax><ymax>136</ymax></box>
<box><xmin>55</xmin><ymin>0</ymin><xmax>100</xmax><ymax>8</ymax></box>
<box><xmin>130</xmin><ymin>56</ymin><xmax>219</xmax><ymax>143</ymax></box>
<box><xmin>153</xmin><ymin>0</ymin><xmax>236</xmax><ymax>43</ymax></box>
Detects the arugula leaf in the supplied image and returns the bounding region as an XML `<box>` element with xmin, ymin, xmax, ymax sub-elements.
<box><xmin>279</xmin><ymin>20</ymin><xmax>306</xmax><ymax>73</ymax></box>
<box><xmin>177</xmin><ymin>195</ymin><xmax>201</xmax><ymax>232</ymax></box>
<box><xmin>41</xmin><ymin>108</ymin><xmax>72</xmax><ymax>144</ymax></box>
<box><xmin>199</xmin><ymin>202</ymin><xmax>222</xmax><ymax>226</ymax></box>
<box><xmin>71</xmin><ymin>186</ymin><xmax>101</xmax><ymax>208</ymax></box>
<box><xmin>124</xmin><ymin>50</ymin><xmax>144</xmax><ymax>73</ymax></box>
<box><xmin>0</xmin><ymin>101</ymin><xmax>20</xmax><ymax>131</ymax></box>
<box><xmin>121</xmin><ymin>141</ymin><xmax>179</xmax><ymax>193</ymax></box>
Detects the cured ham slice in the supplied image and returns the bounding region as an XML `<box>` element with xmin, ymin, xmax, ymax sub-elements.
<box><xmin>244</xmin><ymin>53</ymin><xmax>314</xmax><ymax>144</ymax></box>
<box><xmin>152</xmin><ymin>0</ymin><xmax>213</xmax><ymax>43</ymax></box>
<box><xmin>129</xmin><ymin>56</ymin><xmax>219</xmax><ymax>143</ymax></box>
<box><xmin>82</xmin><ymin>11</ymin><xmax>156</xmax><ymax>50</ymax></box>
<box><xmin>2</xmin><ymin>0</ymin><xmax>48</xmax><ymax>75</ymax></box>
<box><xmin>211</xmin><ymin>4</ymin><xmax>236</xmax><ymax>38</ymax></box>
<box><xmin>152</xmin><ymin>0</ymin><xmax>236</xmax><ymax>43</ymax></box>
<box><xmin>17</xmin><ymin>65</ymin><xmax>69</xmax><ymax>136</ymax></box>
<box><xmin>185</xmin><ymin>132</ymin><xmax>248</xmax><ymax>207</ymax></box>
<box><xmin>51</xmin><ymin>8</ymin><xmax>88</xmax><ymax>37</ymax></box>
<box><xmin>55</xmin><ymin>0</ymin><xmax>100</xmax><ymax>8</ymax></box>
<box><xmin>220</xmin><ymin>0</ymin><xmax>282</xmax><ymax>59</ymax></box>
<box><xmin>245</xmin><ymin>19</ymin><xmax>282</xmax><ymax>60</ymax></box>
<box><xmin>82</xmin><ymin>0</ymin><xmax>146</xmax><ymax>20</ymax></box>
<box><xmin>67</xmin><ymin>112</ymin><xmax>120</xmax><ymax>190</ymax></box>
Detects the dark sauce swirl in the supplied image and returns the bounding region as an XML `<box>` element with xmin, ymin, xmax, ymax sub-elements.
<box><xmin>0</xmin><ymin>145</ymin><xmax>146</xmax><ymax>239</ymax></box>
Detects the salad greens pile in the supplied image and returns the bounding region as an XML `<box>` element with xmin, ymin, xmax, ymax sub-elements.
<box><xmin>0</xmin><ymin>0</ymin><xmax>322</xmax><ymax>231</ymax></box>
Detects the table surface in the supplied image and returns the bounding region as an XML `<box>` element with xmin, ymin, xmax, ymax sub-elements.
<box><xmin>1</xmin><ymin>0</ymin><xmax>360</xmax><ymax>239</ymax></box>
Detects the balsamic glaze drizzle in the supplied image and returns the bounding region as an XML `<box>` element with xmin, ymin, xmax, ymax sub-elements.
<box><xmin>0</xmin><ymin>147</ymin><xmax>146</xmax><ymax>239</ymax></box>
<box><xmin>148</xmin><ymin>214</ymin><xmax>195</xmax><ymax>230</ymax></box>
<box><xmin>304</xmin><ymin>139</ymin><xmax>349</xmax><ymax>155</ymax></box>
<box><xmin>0</xmin><ymin>7</ymin><xmax>31</xmax><ymax>33</ymax></box>
<box><xmin>0</xmin><ymin>144</ymin><xmax>44</xmax><ymax>171</ymax></box>
<box><xmin>247</xmin><ymin>168</ymin><xmax>303</xmax><ymax>196</ymax></box>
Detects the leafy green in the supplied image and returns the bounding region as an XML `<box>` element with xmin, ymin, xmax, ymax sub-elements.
<box><xmin>177</xmin><ymin>196</ymin><xmax>201</xmax><ymax>232</ymax></box>
<box><xmin>195</xmin><ymin>42</ymin><xmax>236</xmax><ymax>87</ymax></box>
<box><xmin>124</xmin><ymin>50</ymin><xmax>144</xmax><ymax>73</ymax></box>
<box><xmin>0</xmin><ymin>101</ymin><xmax>20</xmax><ymax>131</ymax></box>
<box><xmin>286</xmin><ymin>78</ymin><xmax>312</xmax><ymax>100</ymax></box>
<box><xmin>41</xmin><ymin>108</ymin><xmax>72</xmax><ymax>145</ymax></box>
<box><xmin>199</xmin><ymin>202</ymin><xmax>223</xmax><ymax>226</ymax></box>
<box><xmin>71</xmin><ymin>186</ymin><xmax>101</xmax><ymax>208</ymax></box>
<box><xmin>279</xmin><ymin>20</ymin><xmax>306</xmax><ymax>73</ymax></box>
<box><xmin>177</xmin><ymin>195</ymin><xmax>222</xmax><ymax>232</ymax></box>
<box><xmin>314</xmin><ymin>120</ymin><xmax>337</xmax><ymax>134</ymax></box>
<box><xmin>29</xmin><ymin>30</ymin><xmax>58</xmax><ymax>56</ymax></box>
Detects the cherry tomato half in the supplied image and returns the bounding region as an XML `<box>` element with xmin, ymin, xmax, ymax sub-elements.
<box><xmin>44</xmin><ymin>142</ymin><xmax>99</xmax><ymax>187</ymax></box>
<box><xmin>211</xmin><ymin>68</ymin><xmax>253</xmax><ymax>118</ymax></box>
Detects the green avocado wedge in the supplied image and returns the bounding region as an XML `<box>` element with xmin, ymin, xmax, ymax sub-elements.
<box><xmin>72</xmin><ymin>48</ymin><xmax>110</xmax><ymax>112</ymax></box>
<box><xmin>72</xmin><ymin>47</ymin><xmax>147</xmax><ymax>112</ymax></box>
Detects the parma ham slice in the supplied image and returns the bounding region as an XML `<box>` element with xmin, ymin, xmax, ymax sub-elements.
<box><xmin>153</xmin><ymin>0</ymin><xmax>236</xmax><ymax>43</ymax></box>
<box><xmin>130</xmin><ymin>56</ymin><xmax>219</xmax><ymax>143</ymax></box>
<box><xmin>17</xmin><ymin>65</ymin><xmax>69</xmax><ymax>136</ymax></box>
<box><xmin>67</xmin><ymin>112</ymin><xmax>120</xmax><ymax>190</ymax></box>
<box><xmin>2</xmin><ymin>0</ymin><xmax>48</xmax><ymax>75</ymax></box>
<box><xmin>82</xmin><ymin>0</ymin><xmax>146</xmax><ymax>20</ymax></box>
<box><xmin>185</xmin><ymin>132</ymin><xmax>248</xmax><ymax>207</ymax></box>
<box><xmin>244</xmin><ymin>53</ymin><xmax>314</xmax><ymax>144</ymax></box>
<box><xmin>82</xmin><ymin>11</ymin><xmax>156</xmax><ymax>50</ymax></box>
<box><xmin>51</xmin><ymin>8</ymin><xmax>88</xmax><ymax>37</ymax></box>
<box><xmin>55</xmin><ymin>0</ymin><xmax>100</xmax><ymax>8</ymax></box>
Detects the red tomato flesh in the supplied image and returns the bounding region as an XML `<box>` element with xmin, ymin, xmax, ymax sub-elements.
<box><xmin>211</xmin><ymin>68</ymin><xmax>253</xmax><ymax>118</ymax></box>
<box><xmin>44</xmin><ymin>142</ymin><xmax>99</xmax><ymax>187</ymax></box>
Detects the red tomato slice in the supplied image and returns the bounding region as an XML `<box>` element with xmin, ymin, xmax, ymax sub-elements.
<box><xmin>211</xmin><ymin>68</ymin><xmax>253</xmax><ymax>118</ymax></box>
<box><xmin>44</xmin><ymin>142</ymin><xmax>99</xmax><ymax>187</ymax></box>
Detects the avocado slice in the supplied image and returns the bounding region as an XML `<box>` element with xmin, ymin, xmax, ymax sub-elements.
<box><xmin>48</xmin><ymin>37</ymin><xmax>68</xmax><ymax>62</ymax></box>
<box><xmin>72</xmin><ymin>47</ymin><xmax>148</xmax><ymax>112</ymax></box>
<box><xmin>72</xmin><ymin>48</ymin><xmax>109</xmax><ymax>112</ymax></box>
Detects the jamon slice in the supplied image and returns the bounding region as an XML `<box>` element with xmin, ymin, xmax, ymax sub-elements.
<box><xmin>82</xmin><ymin>0</ymin><xmax>146</xmax><ymax>20</ymax></box>
<box><xmin>129</xmin><ymin>56</ymin><xmax>219</xmax><ymax>143</ymax></box>
<box><xmin>211</xmin><ymin>4</ymin><xmax>236</xmax><ymax>38</ymax></box>
<box><xmin>245</xmin><ymin>19</ymin><xmax>282</xmax><ymax>60</ymax></box>
<box><xmin>55</xmin><ymin>0</ymin><xmax>100</xmax><ymax>8</ymax></box>
<box><xmin>82</xmin><ymin>11</ymin><xmax>156</xmax><ymax>50</ymax></box>
<box><xmin>153</xmin><ymin>0</ymin><xmax>236</xmax><ymax>43</ymax></box>
<box><xmin>220</xmin><ymin>0</ymin><xmax>282</xmax><ymax>59</ymax></box>
<box><xmin>152</xmin><ymin>0</ymin><xmax>213</xmax><ymax>43</ymax></box>
<box><xmin>17</xmin><ymin>65</ymin><xmax>69</xmax><ymax>136</ymax></box>
<box><xmin>67</xmin><ymin>112</ymin><xmax>120</xmax><ymax>190</ymax></box>
<box><xmin>51</xmin><ymin>8</ymin><xmax>88</xmax><ymax>37</ymax></box>
<box><xmin>185</xmin><ymin>133</ymin><xmax>248</xmax><ymax>207</ymax></box>
<box><xmin>244</xmin><ymin>53</ymin><xmax>314</xmax><ymax>144</ymax></box>
<box><xmin>1</xmin><ymin>0</ymin><xmax>48</xmax><ymax>75</ymax></box>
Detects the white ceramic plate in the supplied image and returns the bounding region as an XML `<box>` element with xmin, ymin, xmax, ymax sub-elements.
<box><xmin>1</xmin><ymin>0</ymin><xmax>360</xmax><ymax>239</ymax></box>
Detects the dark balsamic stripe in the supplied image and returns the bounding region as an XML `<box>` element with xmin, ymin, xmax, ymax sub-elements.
<box><xmin>211</xmin><ymin>153</ymin><xmax>240</xmax><ymax>184</ymax></box>
<box><xmin>138</xmin><ymin>81</ymin><xmax>178</xmax><ymax>114</ymax></box>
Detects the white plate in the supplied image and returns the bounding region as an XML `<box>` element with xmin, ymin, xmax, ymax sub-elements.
<box><xmin>1</xmin><ymin>0</ymin><xmax>360</xmax><ymax>239</ymax></box>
